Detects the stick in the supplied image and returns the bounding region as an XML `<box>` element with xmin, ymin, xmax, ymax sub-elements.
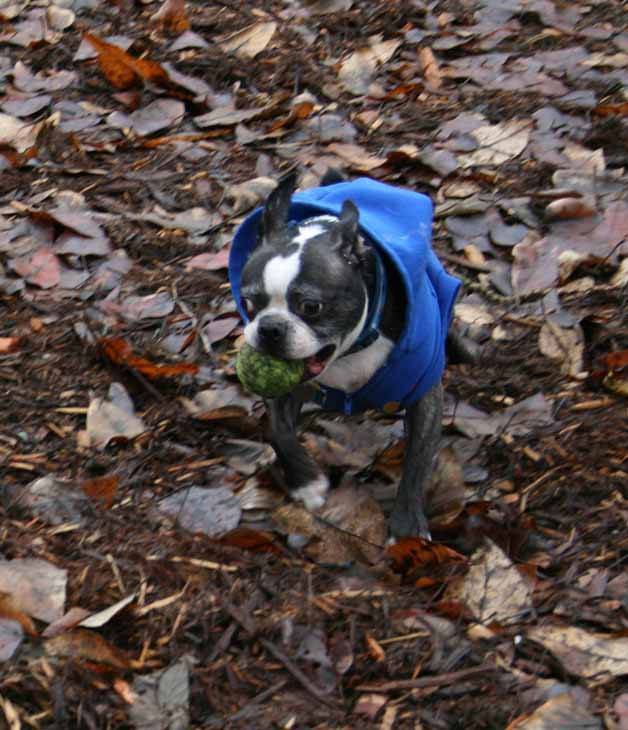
<box><xmin>355</xmin><ymin>664</ymin><xmax>497</xmax><ymax>692</ymax></box>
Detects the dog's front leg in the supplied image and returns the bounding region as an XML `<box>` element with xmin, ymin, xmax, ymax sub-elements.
<box><xmin>266</xmin><ymin>392</ymin><xmax>329</xmax><ymax>510</ymax></box>
<box><xmin>389</xmin><ymin>381</ymin><xmax>443</xmax><ymax>539</ymax></box>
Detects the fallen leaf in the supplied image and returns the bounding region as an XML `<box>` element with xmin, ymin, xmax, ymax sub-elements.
<box><xmin>272</xmin><ymin>485</ymin><xmax>387</xmax><ymax>565</ymax></box>
<box><xmin>0</xmin><ymin>619</ymin><xmax>23</xmax><ymax>662</ymax></box>
<box><xmin>545</xmin><ymin>197</ymin><xmax>597</xmax><ymax>220</ymax></box>
<box><xmin>86</xmin><ymin>382</ymin><xmax>146</xmax><ymax>449</ymax></box>
<box><xmin>194</xmin><ymin>106</ymin><xmax>268</xmax><ymax>129</ymax></box>
<box><xmin>597</xmin><ymin>351</ymin><xmax>628</xmax><ymax>373</ymax></box>
<box><xmin>527</xmin><ymin>625</ymin><xmax>628</xmax><ymax>680</ymax></box>
<box><xmin>78</xmin><ymin>593</ymin><xmax>136</xmax><ymax>629</ymax></box>
<box><xmin>365</xmin><ymin>633</ymin><xmax>385</xmax><ymax>662</ymax></box>
<box><xmin>129</xmin><ymin>658</ymin><xmax>191</xmax><ymax>730</ymax></box>
<box><xmin>45</xmin><ymin>629</ymin><xmax>131</xmax><ymax>670</ymax></box>
<box><xmin>459</xmin><ymin>120</ymin><xmax>531</xmax><ymax>168</ymax></box>
<box><xmin>447</xmin><ymin>540</ymin><xmax>533</xmax><ymax>625</ymax></box>
<box><xmin>614</xmin><ymin>694</ymin><xmax>628</xmax><ymax>730</ymax></box>
<box><xmin>202</xmin><ymin>316</ymin><xmax>239</xmax><ymax>345</ymax></box>
<box><xmin>150</xmin><ymin>0</ymin><xmax>189</xmax><ymax>34</ymax></box>
<box><xmin>304</xmin><ymin>0</ymin><xmax>353</xmax><ymax>13</ymax></box>
<box><xmin>538</xmin><ymin>321</ymin><xmax>585</xmax><ymax>376</ymax></box>
<box><xmin>327</xmin><ymin>142</ymin><xmax>386</xmax><ymax>171</ymax></box>
<box><xmin>42</xmin><ymin>607</ymin><xmax>92</xmax><ymax>638</ymax></box>
<box><xmin>84</xmin><ymin>33</ymin><xmax>170</xmax><ymax>91</ymax></box>
<box><xmin>129</xmin><ymin>99</ymin><xmax>185</xmax><ymax>136</ymax></box>
<box><xmin>354</xmin><ymin>693</ymin><xmax>387</xmax><ymax>719</ymax></box>
<box><xmin>216</xmin><ymin>528</ymin><xmax>281</xmax><ymax>554</ymax></box>
<box><xmin>512</xmin><ymin>202</ymin><xmax>628</xmax><ymax>293</ymax></box>
<box><xmin>0</xmin><ymin>594</ymin><xmax>37</xmax><ymax>635</ymax></box>
<box><xmin>158</xmin><ymin>486</ymin><xmax>242</xmax><ymax>537</ymax></box>
<box><xmin>338</xmin><ymin>36</ymin><xmax>401</xmax><ymax>95</ymax></box>
<box><xmin>117</xmin><ymin>292</ymin><xmax>175</xmax><ymax>321</ymax></box>
<box><xmin>0</xmin><ymin>336</ymin><xmax>21</xmax><ymax>353</ymax></box>
<box><xmin>0</xmin><ymin>558</ymin><xmax>67</xmax><ymax>623</ymax></box>
<box><xmin>185</xmin><ymin>245</ymin><xmax>230</xmax><ymax>271</ymax></box>
<box><xmin>5</xmin><ymin>475</ymin><xmax>90</xmax><ymax>526</ymax></box>
<box><xmin>100</xmin><ymin>337</ymin><xmax>198</xmax><ymax>380</ymax></box>
<box><xmin>220</xmin><ymin>21</ymin><xmax>277</xmax><ymax>59</ymax></box>
<box><xmin>418</xmin><ymin>47</ymin><xmax>442</xmax><ymax>89</ymax></box>
<box><xmin>10</xmin><ymin>247</ymin><xmax>60</xmax><ymax>288</ymax></box>
<box><xmin>387</xmin><ymin>537</ymin><xmax>466</xmax><ymax>584</ymax></box>
<box><xmin>507</xmin><ymin>688</ymin><xmax>602</xmax><ymax>729</ymax></box>
<box><xmin>225</xmin><ymin>177</ymin><xmax>277</xmax><ymax>213</ymax></box>
<box><xmin>81</xmin><ymin>475</ymin><xmax>119</xmax><ymax>508</ymax></box>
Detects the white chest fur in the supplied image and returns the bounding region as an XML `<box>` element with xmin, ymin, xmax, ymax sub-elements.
<box><xmin>317</xmin><ymin>335</ymin><xmax>394</xmax><ymax>393</ymax></box>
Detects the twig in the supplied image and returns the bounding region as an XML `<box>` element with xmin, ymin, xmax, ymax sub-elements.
<box><xmin>259</xmin><ymin>638</ymin><xmax>338</xmax><ymax>709</ymax></box>
<box><xmin>221</xmin><ymin>680</ymin><xmax>288</xmax><ymax>725</ymax></box>
<box><xmin>355</xmin><ymin>663</ymin><xmax>498</xmax><ymax>692</ymax></box>
<box><xmin>221</xmin><ymin>598</ymin><xmax>337</xmax><ymax>707</ymax></box>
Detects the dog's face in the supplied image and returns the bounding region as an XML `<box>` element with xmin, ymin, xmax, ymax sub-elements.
<box><xmin>239</xmin><ymin>174</ymin><xmax>368</xmax><ymax>379</ymax></box>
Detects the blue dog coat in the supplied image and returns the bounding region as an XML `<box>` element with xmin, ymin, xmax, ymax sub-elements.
<box><xmin>229</xmin><ymin>178</ymin><xmax>461</xmax><ymax>415</ymax></box>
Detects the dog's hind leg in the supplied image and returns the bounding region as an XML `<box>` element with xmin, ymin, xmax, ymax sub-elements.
<box><xmin>266</xmin><ymin>392</ymin><xmax>329</xmax><ymax>510</ymax></box>
<box><xmin>389</xmin><ymin>381</ymin><xmax>443</xmax><ymax>540</ymax></box>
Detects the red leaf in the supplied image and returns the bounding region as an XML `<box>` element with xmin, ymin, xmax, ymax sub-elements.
<box><xmin>99</xmin><ymin>337</ymin><xmax>198</xmax><ymax>380</ymax></box>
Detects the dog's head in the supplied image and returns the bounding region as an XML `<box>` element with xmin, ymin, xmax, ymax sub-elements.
<box><xmin>239</xmin><ymin>173</ymin><xmax>369</xmax><ymax>379</ymax></box>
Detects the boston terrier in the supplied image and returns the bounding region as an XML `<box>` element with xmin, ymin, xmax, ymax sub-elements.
<box><xmin>228</xmin><ymin>172</ymin><xmax>461</xmax><ymax>539</ymax></box>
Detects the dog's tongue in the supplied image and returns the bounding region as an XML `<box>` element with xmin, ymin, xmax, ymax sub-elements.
<box><xmin>304</xmin><ymin>354</ymin><xmax>326</xmax><ymax>377</ymax></box>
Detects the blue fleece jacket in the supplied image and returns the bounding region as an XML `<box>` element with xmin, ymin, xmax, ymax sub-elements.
<box><xmin>229</xmin><ymin>178</ymin><xmax>461</xmax><ymax>415</ymax></box>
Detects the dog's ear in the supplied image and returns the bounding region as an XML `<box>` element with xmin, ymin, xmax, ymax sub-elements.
<box><xmin>258</xmin><ymin>171</ymin><xmax>297</xmax><ymax>243</ymax></box>
<box><xmin>335</xmin><ymin>200</ymin><xmax>366</xmax><ymax>264</ymax></box>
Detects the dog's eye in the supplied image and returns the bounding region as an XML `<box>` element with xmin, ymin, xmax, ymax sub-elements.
<box><xmin>298</xmin><ymin>299</ymin><xmax>323</xmax><ymax>318</ymax></box>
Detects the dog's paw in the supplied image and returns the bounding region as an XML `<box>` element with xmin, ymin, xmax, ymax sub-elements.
<box><xmin>292</xmin><ymin>476</ymin><xmax>329</xmax><ymax>511</ymax></box>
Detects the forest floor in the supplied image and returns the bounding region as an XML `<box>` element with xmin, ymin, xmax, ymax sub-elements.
<box><xmin>0</xmin><ymin>0</ymin><xmax>627</xmax><ymax>727</ymax></box>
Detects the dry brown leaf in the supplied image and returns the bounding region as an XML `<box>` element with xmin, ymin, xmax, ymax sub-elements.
<box><xmin>86</xmin><ymin>382</ymin><xmax>146</xmax><ymax>450</ymax></box>
<box><xmin>150</xmin><ymin>0</ymin><xmax>190</xmax><ymax>34</ymax></box>
<box><xmin>81</xmin><ymin>475</ymin><xmax>119</xmax><ymax>508</ymax></box>
<box><xmin>0</xmin><ymin>593</ymin><xmax>37</xmax><ymax>635</ymax></box>
<box><xmin>527</xmin><ymin>625</ymin><xmax>628</xmax><ymax>680</ymax></box>
<box><xmin>418</xmin><ymin>47</ymin><xmax>442</xmax><ymax>89</ymax></box>
<box><xmin>506</xmin><ymin>688</ymin><xmax>602</xmax><ymax>729</ymax></box>
<box><xmin>272</xmin><ymin>485</ymin><xmax>387</xmax><ymax>565</ymax></box>
<box><xmin>365</xmin><ymin>633</ymin><xmax>386</xmax><ymax>662</ymax></box>
<box><xmin>0</xmin><ymin>558</ymin><xmax>67</xmax><ymax>624</ymax></box>
<box><xmin>327</xmin><ymin>142</ymin><xmax>386</xmax><ymax>171</ymax></box>
<box><xmin>538</xmin><ymin>321</ymin><xmax>584</xmax><ymax>376</ymax></box>
<box><xmin>78</xmin><ymin>594</ymin><xmax>136</xmax><ymax>629</ymax></box>
<box><xmin>446</xmin><ymin>540</ymin><xmax>533</xmax><ymax>625</ymax></box>
<box><xmin>44</xmin><ymin>628</ymin><xmax>132</xmax><ymax>670</ymax></box>
<box><xmin>545</xmin><ymin>197</ymin><xmax>597</xmax><ymax>220</ymax></box>
<box><xmin>0</xmin><ymin>336</ymin><xmax>21</xmax><ymax>354</ymax></box>
<box><xmin>84</xmin><ymin>33</ymin><xmax>170</xmax><ymax>91</ymax></box>
<box><xmin>220</xmin><ymin>21</ymin><xmax>277</xmax><ymax>59</ymax></box>
<box><xmin>100</xmin><ymin>337</ymin><xmax>198</xmax><ymax>380</ymax></box>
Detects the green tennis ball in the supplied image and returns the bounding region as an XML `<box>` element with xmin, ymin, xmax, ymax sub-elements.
<box><xmin>236</xmin><ymin>343</ymin><xmax>305</xmax><ymax>398</ymax></box>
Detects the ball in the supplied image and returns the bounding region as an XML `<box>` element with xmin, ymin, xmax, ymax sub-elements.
<box><xmin>236</xmin><ymin>343</ymin><xmax>305</xmax><ymax>398</ymax></box>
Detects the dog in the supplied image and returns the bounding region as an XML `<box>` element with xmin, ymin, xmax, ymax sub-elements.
<box><xmin>228</xmin><ymin>172</ymin><xmax>461</xmax><ymax>539</ymax></box>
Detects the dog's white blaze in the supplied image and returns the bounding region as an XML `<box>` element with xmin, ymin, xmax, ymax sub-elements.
<box><xmin>263</xmin><ymin>248</ymin><xmax>301</xmax><ymax>308</ymax></box>
<box><xmin>318</xmin><ymin>334</ymin><xmax>394</xmax><ymax>393</ymax></box>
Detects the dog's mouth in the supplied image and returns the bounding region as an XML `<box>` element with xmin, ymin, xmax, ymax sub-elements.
<box><xmin>302</xmin><ymin>344</ymin><xmax>336</xmax><ymax>381</ymax></box>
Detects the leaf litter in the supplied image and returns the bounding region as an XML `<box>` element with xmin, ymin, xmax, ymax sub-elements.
<box><xmin>0</xmin><ymin>0</ymin><xmax>626</xmax><ymax>725</ymax></box>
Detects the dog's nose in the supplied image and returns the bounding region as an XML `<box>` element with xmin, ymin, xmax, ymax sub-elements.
<box><xmin>258</xmin><ymin>316</ymin><xmax>287</xmax><ymax>344</ymax></box>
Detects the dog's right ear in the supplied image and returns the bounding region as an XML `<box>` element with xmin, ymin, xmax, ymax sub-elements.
<box><xmin>257</xmin><ymin>171</ymin><xmax>297</xmax><ymax>244</ymax></box>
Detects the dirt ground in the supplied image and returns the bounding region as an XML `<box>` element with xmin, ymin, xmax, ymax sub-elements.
<box><xmin>0</xmin><ymin>0</ymin><xmax>627</xmax><ymax>727</ymax></box>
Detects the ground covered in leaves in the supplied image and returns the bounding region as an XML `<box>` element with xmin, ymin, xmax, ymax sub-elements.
<box><xmin>0</xmin><ymin>0</ymin><xmax>627</xmax><ymax>727</ymax></box>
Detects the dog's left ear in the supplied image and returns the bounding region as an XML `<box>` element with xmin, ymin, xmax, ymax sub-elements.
<box><xmin>257</xmin><ymin>171</ymin><xmax>297</xmax><ymax>244</ymax></box>
<box><xmin>335</xmin><ymin>200</ymin><xmax>366</xmax><ymax>264</ymax></box>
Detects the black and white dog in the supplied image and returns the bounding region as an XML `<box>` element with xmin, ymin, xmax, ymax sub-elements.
<box><xmin>229</xmin><ymin>172</ymin><xmax>463</xmax><ymax>538</ymax></box>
